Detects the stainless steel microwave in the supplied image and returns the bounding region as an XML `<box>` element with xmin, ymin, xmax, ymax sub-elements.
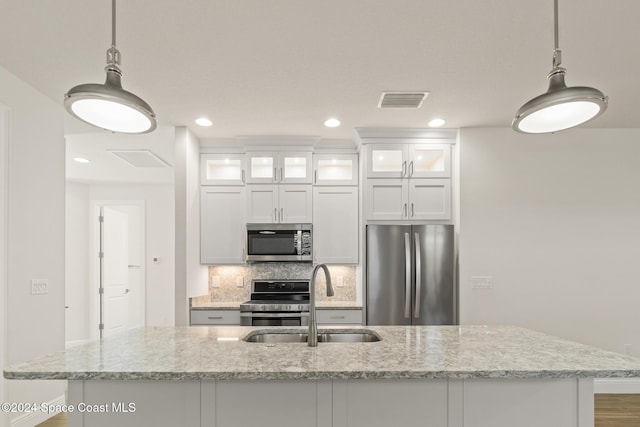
<box><xmin>246</xmin><ymin>223</ymin><xmax>312</xmax><ymax>262</ymax></box>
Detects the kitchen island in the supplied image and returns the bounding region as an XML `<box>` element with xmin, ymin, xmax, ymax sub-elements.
<box><xmin>5</xmin><ymin>325</ymin><xmax>640</xmax><ymax>427</ymax></box>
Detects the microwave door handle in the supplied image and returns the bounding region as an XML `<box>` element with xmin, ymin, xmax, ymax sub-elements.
<box><xmin>414</xmin><ymin>232</ymin><xmax>421</xmax><ymax>319</ymax></box>
<box><xmin>404</xmin><ymin>232</ymin><xmax>411</xmax><ymax>319</ymax></box>
<box><xmin>297</xmin><ymin>230</ymin><xmax>302</xmax><ymax>255</ymax></box>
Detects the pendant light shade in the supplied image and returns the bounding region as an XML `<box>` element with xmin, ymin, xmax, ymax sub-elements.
<box><xmin>512</xmin><ymin>0</ymin><xmax>607</xmax><ymax>134</ymax></box>
<box><xmin>64</xmin><ymin>0</ymin><xmax>156</xmax><ymax>134</ymax></box>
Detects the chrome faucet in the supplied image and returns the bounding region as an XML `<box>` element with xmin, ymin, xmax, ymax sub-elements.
<box><xmin>308</xmin><ymin>264</ymin><xmax>334</xmax><ymax>347</ymax></box>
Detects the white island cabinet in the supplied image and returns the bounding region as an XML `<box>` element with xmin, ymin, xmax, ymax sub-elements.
<box><xmin>6</xmin><ymin>325</ymin><xmax>640</xmax><ymax>427</ymax></box>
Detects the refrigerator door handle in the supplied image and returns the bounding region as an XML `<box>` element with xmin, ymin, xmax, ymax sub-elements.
<box><xmin>404</xmin><ymin>232</ymin><xmax>411</xmax><ymax>319</ymax></box>
<box><xmin>414</xmin><ymin>232</ymin><xmax>421</xmax><ymax>319</ymax></box>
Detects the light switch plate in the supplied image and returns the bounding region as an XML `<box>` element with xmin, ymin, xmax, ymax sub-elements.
<box><xmin>336</xmin><ymin>275</ymin><xmax>344</xmax><ymax>287</ymax></box>
<box><xmin>471</xmin><ymin>276</ymin><xmax>493</xmax><ymax>289</ymax></box>
<box><xmin>30</xmin><ymin>279</ymin><xmax>49</xmax><ymax>295</ymax></box>
<box><xmin>236</xmin><ymin>276</ymin><xmax>244</xmax><ymax>287</ymax></box>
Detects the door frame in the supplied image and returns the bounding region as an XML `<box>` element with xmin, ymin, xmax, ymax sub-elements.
<box><xmin>89</xmin><ymin>200</ymin><xmax>146</xmax><ymax>340</ymax></box>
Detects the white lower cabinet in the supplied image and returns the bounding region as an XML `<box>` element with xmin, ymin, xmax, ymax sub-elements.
<box><xmin>200</xmin><ymin>187</ymin><xmax>245</xmax><ymax>264</ymax></box>
<box><xmin>313</xmin><ymin>186</ymin><xmax>358</xmax><ymax>264</ymax></box>
<box><xmin>68</xmin><ymin>378</ymin><xmax>588</xmax><ymax>427</ymax></box>
<box><xmin>190</xmin><ymin>309</ymin><xmax>240</xmax><ymax>325</ymax></box>
<box><xmin>316</xmin><ymin>308</ymin><xmax>362</xmax><ymax>325</ymax></box>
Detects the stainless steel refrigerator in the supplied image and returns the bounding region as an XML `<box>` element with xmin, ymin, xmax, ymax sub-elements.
<box><xmin>366</xmin><ymin>224</ymin><xmax>456</xmax><ymax>325</ymax></box>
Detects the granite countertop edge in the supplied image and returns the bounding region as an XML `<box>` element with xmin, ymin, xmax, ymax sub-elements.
<box><xmin>5</xmin><ymin>325</ymin><xmax>640</xmax><ymax>381</ymax></box>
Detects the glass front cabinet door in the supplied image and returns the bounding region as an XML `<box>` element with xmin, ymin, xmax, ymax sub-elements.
<box><xmin>200</xmin><ymin>154</ymin><xmax>245</xmax><ymax>185</ymax></box>
<box><xmin>313</xmin><ymin>154</ymin><xmax>358</xmax><ymax>186</ymax></box>
<box><xmin>246</xmin><ymin>152</ymin><xmax>312</xmax><ymax>184</ymax></box>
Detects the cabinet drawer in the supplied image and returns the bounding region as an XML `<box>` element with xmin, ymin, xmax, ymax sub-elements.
<box><xmin>316</xmin><ymin>309</ymin><xmax>362</xmax><ymax>325</ymax></box>
<box><xmin>190</xmin><ymin>309</ymin><xmax>240</xmax><ymax>325</ymax></box>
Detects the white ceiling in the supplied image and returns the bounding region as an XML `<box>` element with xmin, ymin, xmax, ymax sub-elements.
<box><xmin>1</xmin><ymin>0</ymin><xmax>639</xmax><ymax>142</ymax></box>
<box><xmin>66</xmin><ymin>126</ymin><xmax>175</xmax><ymax>184</ymax></box>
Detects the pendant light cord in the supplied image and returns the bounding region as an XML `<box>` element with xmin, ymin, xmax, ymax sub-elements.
<box><xmin>106</xmin><ymin>0</ymin><xmax>121</xmax><ymax>69</ymax></box>
<box><xmin>552</xmin><ymin>0</ymin><xmax>562</xmax><ymax>68</ymax></box>
<box><xmin>111</xmin><ymin>0</ymin><xmax>116</xmax><ymax>48</ymax></box>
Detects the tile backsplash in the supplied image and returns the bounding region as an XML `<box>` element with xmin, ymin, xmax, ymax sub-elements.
<box><xmin>192</xmin><ymin>264</ymin><xmax>357</xmax><ymax>306</ymax></box>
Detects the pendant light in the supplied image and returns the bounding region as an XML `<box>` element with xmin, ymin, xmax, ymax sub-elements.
<box><xmin>64</xmin><ymin>0</ymin><xmax>156</xmax><ymax>133</ymax></box>
<box><xmin>512</xmin><ymin>0</ymin><xmax>607</xmax><ymax>134</ymax></box>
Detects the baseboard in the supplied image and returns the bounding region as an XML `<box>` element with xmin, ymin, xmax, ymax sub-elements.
<box><xmin>10</xmin><ymin>394</ymin><xmax>65</xmax><ymax>427</ymax></box>
<box><xmin>594</xmin><ymin>378</ymin><xmax>640</xmax><ymax>394</ymax></box>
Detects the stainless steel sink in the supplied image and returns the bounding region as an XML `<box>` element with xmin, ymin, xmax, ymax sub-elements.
<box><xmin>243</xmin><ymin>330</ymin><xmax>381</xmax><ymax>343</ymax></box>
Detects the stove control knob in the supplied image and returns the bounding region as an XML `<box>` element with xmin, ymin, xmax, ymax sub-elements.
<box><xmin>298</xmin><ymin>304</ymin><xmax>304</xmax><ymax>310</ymax></box>
<box><xmin>261</xmin><ymin>305</ymin><xmax>266</xmax><ymax>311</ymax></box>
<box><xmin>285</xmin><ymin>305</ymin><xmax>291</xmax><ymax>310</ymax></box>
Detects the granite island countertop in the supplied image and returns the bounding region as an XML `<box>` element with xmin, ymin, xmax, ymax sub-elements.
<box><xmin>5</xmin><ymin>325</ymin><xmax>640</xmax><ymax>381</ymax></box>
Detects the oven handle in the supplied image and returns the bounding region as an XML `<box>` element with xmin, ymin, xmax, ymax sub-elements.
<box><xmin>240</xmin><ymin>312</ymin><xmax>310</xmax><ymax>318</ymax></box>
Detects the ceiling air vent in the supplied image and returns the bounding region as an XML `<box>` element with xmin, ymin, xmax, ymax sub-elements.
<box><xmin>108</xmin><ymin>149</ymin><xmax>171</xmax><ymax>168</ymax></box>
<box><xmin>378</xmin><ymin>92</ymin><xmax>429</xmax><ymax>108</ymax></box>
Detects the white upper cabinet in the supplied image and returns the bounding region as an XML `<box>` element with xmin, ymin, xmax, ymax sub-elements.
<box><xmin>246</xmin><ymin>152</ymin><xmax>312</xmax><ymax>184</ymax></box>
<box><xmin>367</xmin><ymin>144</ymin><xmax>407</xmax><ymax>178</ymax></box>
<box><xmin>408</xmin><ymin>144</ymin><xmax>451</xmax><ymax>178</ymax></box>
<box><xmin>313</xmin><ymin>186</ymin><xmax>359</xmax><ymax>264</ymax></box>
<box><xmin>246</xmin><ymin>184</ymin><xmax>312</xmax><ymax>223</ymax></box>
<box><xmin>367</xmin><ymin>143</ymin><xmax>451</xmax><ymax>178</ymax></box>
<box><xmin>313</xmin><ymin>153</ymin><xmax>358</xmax><ymax>186</ymax></box>
<box><xmin>200</xmin><ymin>154</ymin><xmax>245</xmax><ymax>185</ymax></box>
<box><xmin>366</xmin><ymin>179</ymin><xmax>451</xmax><ymax>221</ymax></box>
<box><xmin>200</xmin><ymin>186</ymin><xmax>246</xmax><ymax>264</ymax></box>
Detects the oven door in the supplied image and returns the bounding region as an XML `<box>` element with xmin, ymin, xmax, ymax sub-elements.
<box><xmin>240</xmin><ymin>312</ymin><xmax>309</xmax><ymax>327</ymax></box>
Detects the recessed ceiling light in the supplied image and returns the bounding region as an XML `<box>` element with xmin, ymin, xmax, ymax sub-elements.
<box><xmin>73</xmin><ymin>157</ymin><xmax>90</xmax><ymax>163</ymax></box>
<box><xmin>195</xmin><ymin>117</ymin><xmax>213</xmax><ymax>127</ymax></box>
<box><xmin>324</xmin><ymin>118</ymin><xmax>341</xmax><ymax>128</ymax></box>
<box><xmin>428</xmin><ymin>118</ymin><xmax>446</xmax><ymax>128</ymax></box>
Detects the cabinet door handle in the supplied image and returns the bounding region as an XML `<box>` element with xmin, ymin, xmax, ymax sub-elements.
<box><xmin>241</xmin><ymin>169</ymin><xmax>245</xmax><ymax>184</ymax></box>
<box><xmin>330</xmin><ymin>315</ymin><xmax>346</xmax><ymax>319</ymax></box>
<box><xmin>402</xmin><ymin>203</ymin><xmax>407</xmax><ymax>218</ymax></box>
<box><xmin>402</xmin><ymin>161</ymin><xmax>407</xmax><ymax>177</ymax></box>
<box><xmin>409</xmin><ymin>161</ymin><xmax>414</xmax><ymax>177</ymax></box>
<box><xmin>411</xmin><ymin>203</ymin><xmax>414</xmax><ymax>217</ymax></box>
<box><xmin>280</xmin><ymin>207</ymin><xmax>284</xmax><ymax>222</ymax></box>
<box><xmin>280</xmin><ymin>167</ymin><xmax>283</xmax><ymax>182</ymax></box>
<box><xmin>207</xmin><ymin>316</ymin><xmax>223</xmax><ymax>320</ymax></box>
<box><xmin>274</xmin><ymin>208</ymin><xmax>278</xmax><ymax>222</ymax></box>
<box><xmin>274</xmin><ymin>167</ymin><xmax>277</xmax><ymax>182</ymax></box>
<box><xmin>314</xmin><ymin>169</ymin><xmax>317</xmax><ymax>184</ymax></box>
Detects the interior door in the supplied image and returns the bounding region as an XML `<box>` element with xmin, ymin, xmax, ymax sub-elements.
<box><xmin>102</xmin><ymin>206</ymin><xmax>129</xmax><ymax>337</ymax></box>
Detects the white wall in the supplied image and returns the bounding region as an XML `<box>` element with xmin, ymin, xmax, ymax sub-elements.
<box><xmin>0</xmin><ymin>65</ymin><xmax>65</xmax><ymax>425</ymax></box>
<box><xmin>65</xmin><ymin>182</ymin><xmax>90</xmax><ymax>343</ymax></box>
<box><xmin>175</xmin><ymin>127</ymin><xmax>208</xmax><ymax>326</ymax></box>
<box><xmin>459</xmin><ymin>128</ymin><xmax>640</xmax><ymax>357</ymax></box>
<box><xmin>1</xmin><ymin>104</ymin><xmax>9</xmax><ymax>426</ymax></box>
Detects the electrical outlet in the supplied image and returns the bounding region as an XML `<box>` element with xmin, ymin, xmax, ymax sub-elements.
<box><xmin>211</xmin><ymin>276</ymin><xmax>220</xmax><ymax>288</ymax></box>
<box><xmin>236</xmin><ymin>276</ymin><xmax>244</xmax><ymax>287</ymax></box>
<box><xmin>30</xmin><ymin>279</ymin><xmax>49</xmax><ymax>295</ymax></box>
<box><xmin>471</xmin><ymin>276</ymin><xmax>493</xmax><ymax>290</ymax></box>
<box><xmin>336</xmin><ymin>275</ymin><xmax>344</xmax><ymax>287</ymax></box>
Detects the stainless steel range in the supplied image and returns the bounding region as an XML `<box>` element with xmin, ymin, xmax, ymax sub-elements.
<box><xmin>239</xmin><ymin>280</ymin><xmax>310</xmax><ymax>326</ymax></box>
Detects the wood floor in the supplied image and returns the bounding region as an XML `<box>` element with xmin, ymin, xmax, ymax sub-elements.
<box><xmin>595</xmin><ymin>394</ymin><xmax>640</xmax><ymax>426</ymax></box>
<box><xmin>35</xmin><ymin>394</ymin><xmax>640</xmax><ymax>427</ymax></box>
